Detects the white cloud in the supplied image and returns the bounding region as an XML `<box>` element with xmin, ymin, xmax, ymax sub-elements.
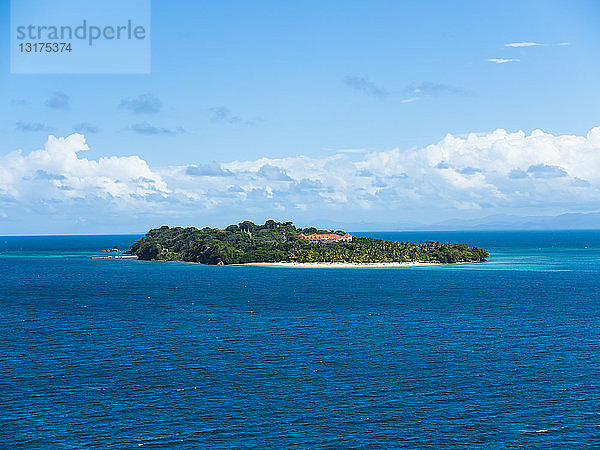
<box><xmin>334</xmin><ymin>148</ymin><xmax>368</xmax><ymax>154</ymax></box>
<box><xmin>401</xmin><ymin>97</ymin><xmax>420</xmax><ymax>103</ymax></box>
<box><xmin>488</xmin><ymin>58</ymin><xmax>520</xmax><ymax>64</ymax></box>
<box><xmin>0</xmin><ymin>134</ymin><xmax>168</xmax><ymax>208</ymax></box>
<box><xmin>505</xmin><ymin>42</ymin><xmax>542</xmax><ymax>47</ymax></box>
<box><xmin>559</xmin><ymin>42</ymin><xmax>570</xmax><ymax>46</ymax></box>
<box><xmin>1</xmin><ymin>128</ymin><xmax>600</xmax><ymax>228</ymax></box>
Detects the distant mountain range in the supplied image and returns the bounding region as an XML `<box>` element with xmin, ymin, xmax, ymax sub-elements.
<box><xmin>428</xmin><ymin>212</ymin><xmax>600</xmax><ymax>231</ymax></box>
<box><xmin>321</xmin><ymin>212</ymin><xmax>600</xmax><ymax>231</ymax></box>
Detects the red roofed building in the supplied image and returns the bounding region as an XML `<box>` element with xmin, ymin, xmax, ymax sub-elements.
<box><xmin>298</xmin><ymin>232</ymin><xmax>353</xmax><ymax>243</ymax></box>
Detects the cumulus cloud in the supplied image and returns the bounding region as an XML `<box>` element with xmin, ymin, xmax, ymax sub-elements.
<box><xmin>45</xmin><ymin>92</ymin><xmax>70</xmax><ymax>110</ymax></box>
<box><xmin>0</xmin><ymin>134</ymin><xmax>168</xmax><ymax>210</ymax></box>
<box><xmin>119</xmin><ymin>94</ymin><xmax>162</xmax><ymax>114</ymax></box>
<box><xmin>505</xmin><ymin>42</ymin><xmax>542</xmax><ymax>47</ymax></box>
<box><xmin>186</xmin><ymin>162</ymin><xmax>232</xmax><ymax>177</ymax></box>
<box><xmin>488</xmin><ymin>58</ymin><xmax>520</xmax><ymax>64</ymax></box>
<box><xmin>258</xmin><ymin>164</ymin><xmax>293</xmax><ymax>181</ymax></box>
<box><xmin>1</xmin><ymin>127</ymin><xmax>600</xmax><ymax>226</ymax></box>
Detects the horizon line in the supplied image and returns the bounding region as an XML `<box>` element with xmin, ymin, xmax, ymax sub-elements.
<box><xmin>1</xmin><ymin>228</ymin><xmax>600</xmax><ymax>237</ymax></box>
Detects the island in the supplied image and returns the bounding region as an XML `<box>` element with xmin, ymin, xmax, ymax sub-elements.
<box><xmin>127</xmin><ymin>220</ymin><xmax>489</xmax><ymax>266</ymax></box>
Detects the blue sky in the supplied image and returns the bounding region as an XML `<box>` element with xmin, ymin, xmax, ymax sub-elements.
<box><xmin>1</xmin><ymin>0</ymin><xmax>600</xmax><ymax>233</ymax></box>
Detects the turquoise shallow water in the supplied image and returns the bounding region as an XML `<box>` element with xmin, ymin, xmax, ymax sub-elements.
<box><xmin>1</xmin><ymin>231</ymin><xmax>599</xmax><ymax>447</ymax></box>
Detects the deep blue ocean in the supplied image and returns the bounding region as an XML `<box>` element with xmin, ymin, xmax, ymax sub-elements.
<box><xmin>1</xmin><ymin>231</ymin><xmax>600</xmax><ymax>448</ymax></box>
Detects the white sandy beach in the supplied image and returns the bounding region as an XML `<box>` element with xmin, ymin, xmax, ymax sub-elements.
<box><xmin>238</xmin><ymin>261</ymin><xmax>438</xmax><ymax>268</ymax></box>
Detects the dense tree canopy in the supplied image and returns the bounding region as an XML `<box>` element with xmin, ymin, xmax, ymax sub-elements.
<box><xmin>128</xmin><ymin>220</ymin><xmax>490</xmax><ymax>265</ymax></box>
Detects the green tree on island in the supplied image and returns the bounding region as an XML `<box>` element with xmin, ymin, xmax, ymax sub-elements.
<box><xmin>128</xmin><ymin>220</ymin><xmax>490</xmax><ymax>265</ymax></box>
